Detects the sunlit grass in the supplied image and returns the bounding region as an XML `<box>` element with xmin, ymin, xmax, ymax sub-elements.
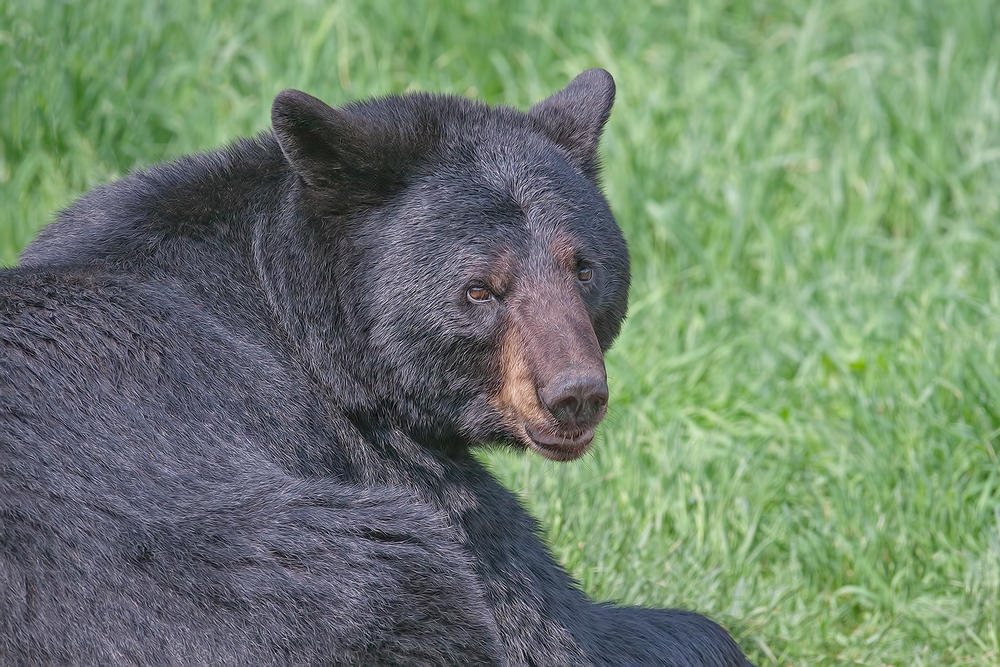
<box><xmin>3</xmin><ymin>1</ymin><xmax>1000</xmax><ymax>663</ymax></box>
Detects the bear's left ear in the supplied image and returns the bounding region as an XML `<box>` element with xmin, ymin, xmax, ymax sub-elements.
<box><xmin>528</xmin><ymin>69</ymin><xmax>616</xmax><ymax>179</ymax></box>
<box><xmin>271</xmin><ymin>89</ymin><xmax>426</xmax><ymax>210</ymax></box>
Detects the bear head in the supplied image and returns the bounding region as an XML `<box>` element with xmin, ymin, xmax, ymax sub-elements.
<box><xmin>264</xmin><ymin>70</ymin><xmax>629</xmax><ymax>462</ymax></box>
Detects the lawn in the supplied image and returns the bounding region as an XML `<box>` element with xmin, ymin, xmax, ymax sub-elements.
<box><xmin>3</xmin><ymin>0</ymin><xmax>1000</xmax><ymax>663</ymax></box>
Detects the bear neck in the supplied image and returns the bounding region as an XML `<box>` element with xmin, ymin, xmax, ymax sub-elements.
<box><xmin>250</xmin><ymin>174</ymin><xmax>471</xmax><ymax>456</ymax></box>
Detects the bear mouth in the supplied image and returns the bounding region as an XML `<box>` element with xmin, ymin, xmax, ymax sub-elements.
<box><xmin>525</xmin><ymin>426</ymin><xmax>595</xmax><ymax>461</ymax></box>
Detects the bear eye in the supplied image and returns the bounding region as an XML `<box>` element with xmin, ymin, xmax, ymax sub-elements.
<box><xmin>577</xmin><ymin>265</ymin><xmax>594</xmax><ymax>283</ymax></box>
<box><xmin>467</xmin><ymin>285</ymin><xmax>493</xmax><ymax>303</ymax></box>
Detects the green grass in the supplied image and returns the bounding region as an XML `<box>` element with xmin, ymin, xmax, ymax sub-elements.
<box><xmin>4</xmin><ymin>0</ymin><xmax>1000</xmax><ymax>663</ymax></box>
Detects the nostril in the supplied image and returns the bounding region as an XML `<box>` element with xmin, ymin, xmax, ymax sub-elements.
<box><xmin>542</xmin><ymin>376</ymin><xmax>609</xmax><ymax>428</ymax></box>
<box><xmin>589</xmin><ymin>382</ymin><xmax>609</xmax><ymax>408</ymax></box>
<box><xmin>550</xmin><ymin>394</ymin><xmax>583</xmax><ymax>423</ymax></box>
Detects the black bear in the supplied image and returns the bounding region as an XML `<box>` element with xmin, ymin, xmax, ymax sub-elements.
<box><xmin>0</xmin><ymin>70</ymin><xmax>752</xmax><ymax>665</ymax></box>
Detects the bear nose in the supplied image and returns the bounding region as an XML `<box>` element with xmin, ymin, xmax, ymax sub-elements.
<box><xmin>540</xmin><ymin>373</ymin><xmax>609</xmax><ymax>430</ymax></box>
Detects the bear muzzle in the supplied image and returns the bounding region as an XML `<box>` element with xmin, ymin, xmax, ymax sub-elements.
<box><xmin>492</xmin><ymin>289</ymin><xmax>610</xmax><ymax>461</ymax></box>
<box><xmin>524</xmin><ymin>371</ymin><xmax>608</xmax><ymax>461</ymax></box>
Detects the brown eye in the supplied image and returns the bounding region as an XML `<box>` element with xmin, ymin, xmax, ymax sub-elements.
<box><xmin>577</xmin><ymin>266</ymin><xmax>594</xmax><ymax>282</ymax></box>
<box><xmin>467</xmin><ymin>285</ymin><xmax>492</xmax><ymax>303</ymax></box>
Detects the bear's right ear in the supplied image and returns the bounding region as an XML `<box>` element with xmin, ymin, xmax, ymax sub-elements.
<box><xmin>271</xmin><ymin>90</ymin><xmax>415</xmax><ymax>210</ymax></box>
<box><xmin>528</xmin><ymin>69</ymin><xmax>615</xmax><ymax>180</ymax></box>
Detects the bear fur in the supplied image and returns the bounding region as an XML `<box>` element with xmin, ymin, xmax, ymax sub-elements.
<box><xmin>0</xmin><ymin>70</ymin><xmax>752</xmax><ymax>665</ymax></box>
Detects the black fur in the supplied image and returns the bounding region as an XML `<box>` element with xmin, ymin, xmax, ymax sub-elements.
<box><xmin>2</xmin><ymin>70</ymin><xmax>752</xmax><ymax>665</ymax></box>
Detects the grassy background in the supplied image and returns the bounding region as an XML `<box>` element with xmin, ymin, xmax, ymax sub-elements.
<box><xmin>4</xmin><ymin>0</ymin><xmax>1000</xmax><ymax>663</ymax></box>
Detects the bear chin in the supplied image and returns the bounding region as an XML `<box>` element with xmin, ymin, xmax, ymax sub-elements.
<box><xmin>524</xmin><ymin>425</ymin><xmax>597</xmax><ymax>461</ymax></box>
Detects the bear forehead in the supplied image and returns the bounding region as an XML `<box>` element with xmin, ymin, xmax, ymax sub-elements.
<box><xmin>395</xmin><ymin>159</ymin><xmax>611</xmax><ymax>249</ymax></box>
<box><xmin>343</xmin><ymin>90</ymin><xmax>590</xmax><ymax>197</ymax></box>
<box><xmin>342</xmin><ymin>91</ymin><xmax>614</xmax><ymax>245</ymax></box>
